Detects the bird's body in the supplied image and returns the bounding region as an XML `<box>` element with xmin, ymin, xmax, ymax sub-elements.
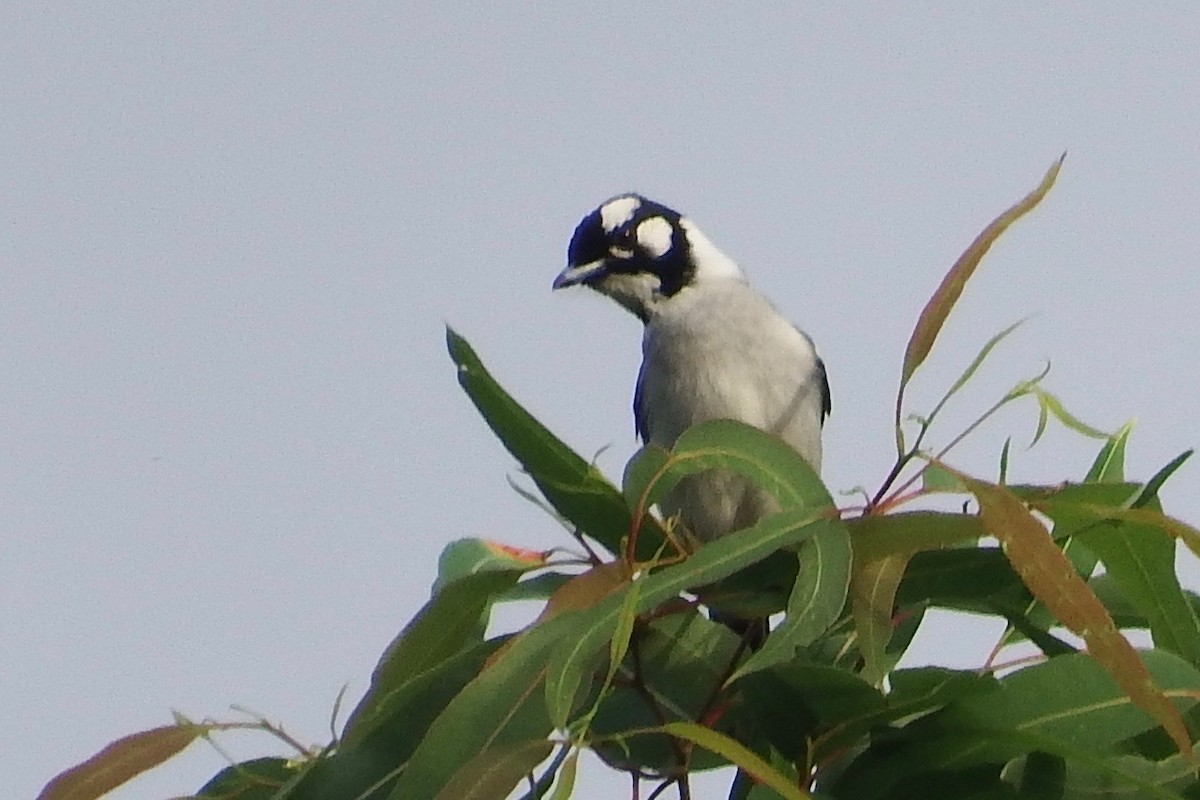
<box><xmin>636</xmin><ymin>277</ymin><xmax>827</xmax><ymax>539</ymax></box>
<box><xmin>554</xmin><ymin>194</ymin><xmax>829</xmax><ymax>544</ymax></box>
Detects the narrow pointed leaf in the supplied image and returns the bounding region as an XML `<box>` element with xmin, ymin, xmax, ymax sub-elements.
<box><xmin>1031</xmin><ymin>386</ymin><xmax>1109</xmax><ymax>441</ymax></box>
<box><xmin>1031</xmin><ymin>503</ymin><xmax>1200</xmax><ymax>588</ymax></box>
<box><xmin>195</xmin><ymin>757</ymin><xmax>297</xmax><ymax>798</ymax></box>
<box><xmin>732</xmin><ymin>520</ymin><xmax>853</xmax><ymax>680</ymax></box>
<box><xmin>897</xmin><ymin>154</ymin><xmax>1065</xmax><ymax>448</ymax></box>
<box><xmin>836</xmin><ymin>652</ymin><xmax>1200</xmax><ymax>800</ymax></box>
<box><xmin>963</xmin><ymin>476</ymin><xmax>1193</xmax><ymax>756</ymax></box>
<box><xmin>955</xmin><ymin>649</ymin><xmax>1200</xmax><ymax>752</ymax></box>
<box><xmin>544</xmin><ymin>564</ymin><xmax>634</xmax><ymax>728</ymax></box>
<box><xmin>545</xmin><ymin>511</ymin><xmax>839</xmax><ymax>731</ymax></box>
<box><xmin>343</xmin><ymin>570</ymin><xmax>524</xmax><ymax>744</ymax></box>
<box><xmin>447</xmin><ymin>327</ymin><xmax>664</xmax><ymax>558</ymax></box>
<box><xmin>38</xmin><ymin>724</ymin><xmax>205</xmax><ymax>800</ymax></box>
<box><xmin>850</xmin><ymin>551</ymin><xmax>909</xmax><ymax>685</ymax></box>
<box><xmin>546</xmin><ymin>749</ymin><xmax>579</xmax><ymax>800</ymax></box>
<box><xmin>623</xmin><ymin>419</ymin><xmax>847</xmax><ymax>676</ymax></box>
<box><xmin>431</xmin><ymin>739</ymin><xmax>554</xmax><ymax>800</ymax></box>
<box><xmin>385</xmin><ymin>615</ymin><xmax>561</xmax><ymax>800</ymax></box>
<box><xmin>1039</xmin><ymin>501</ymin><xmax>1200</xmax><ymax>666</ymax></box>
<box><xmin>1133</xmin><ymin>449</ymin><xmax>1193</xmax><ymax>508</ymax></box>
<box><xmin>847</xmin><ymin>512</ymin><xmax>985</xmax><ymax>681</ymax></box>
<box><xmin>923</xmin><ymin>461</ymin><xmax>966</xmax><ymax>493</ymax></box>
<box><xmin>927</xmin><ymin>318</ymin><xmax>1029</xmax><ymax>425</ymax></box>
<box><xmin>1085</xmin><ymin>420</ymin><xmax>1134</xmax><ymax>483</ymax></box>
<box><xmin>655</xmin><ymin>722</ymin><xmax>813</xmax><ymax>799</ymax></box>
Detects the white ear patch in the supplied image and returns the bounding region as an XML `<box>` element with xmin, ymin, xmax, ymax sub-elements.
<box><xmin>680</xmin><ymin>218</ymin><xmax>744</xmax><ymax>282</ymax></box>
<box><xmin>636</xmin><ymin>216</ymin><xmax>674</xmax><ymax>259</ymax></box>
<box><xmin>600</xmin><ymin>195</ymin><xmax>641</xmax><ymax>232</ymax></box>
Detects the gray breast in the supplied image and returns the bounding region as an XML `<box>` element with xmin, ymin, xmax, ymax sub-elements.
<box><xmin>635</xmin><ymin>282</ymin><xmax>825</xmax><ymax>541</ymax></box>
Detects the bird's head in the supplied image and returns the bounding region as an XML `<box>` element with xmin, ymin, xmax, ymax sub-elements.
<box><xmin>552</xmin><ymin>194</ymin><xmax>744</xmax><ymax>320</ymax></box>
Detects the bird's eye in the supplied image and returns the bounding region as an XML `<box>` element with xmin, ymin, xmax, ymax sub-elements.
<box><xmin>608</xmin><ymin>227</ymin><xmax>637</xmax><ymax>259</ymax></box>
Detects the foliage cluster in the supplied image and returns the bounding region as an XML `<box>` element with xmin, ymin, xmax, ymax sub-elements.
<box><xmin>41</xmin><ymin>158</ymin><xmax>1200</xmax><ymax>800</ymax></box>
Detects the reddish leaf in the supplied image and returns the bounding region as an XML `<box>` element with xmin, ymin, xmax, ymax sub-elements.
<box><xmin>896</xmin><ymin>155</ymin><xmax>1065</xmax><ymax>448</ymax></box>
<box><xmin>964</xmin><ymin>476</ymin><xmax>1193</xmax><ymax>757</ymax></box>
<box><xmin>534</xmin><ymin>562</ymin><xmax>628</xmax><ymax>624</ymax></box>
<box><xmin>38</xmin><ymin>724</ymin><xmax>204</xmax><ymax>800</ymax></box>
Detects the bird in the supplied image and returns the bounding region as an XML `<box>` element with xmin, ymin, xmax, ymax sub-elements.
<box><xmin>552</xmin><ymin>193</ymin><xmax>830</xmax><ymax>547</ymax></box>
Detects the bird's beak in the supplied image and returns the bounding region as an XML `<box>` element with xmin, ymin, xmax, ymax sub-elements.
<box><xmin>552</xmin><ymin>259</ymin><xmax>608</xmax><ymax>290</ymax></box>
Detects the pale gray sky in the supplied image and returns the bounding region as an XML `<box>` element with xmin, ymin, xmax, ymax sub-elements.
<box><xmin>5</xmin><ymin>6</ymin><xmax>1199</xmax><ymax>799</ymax></box>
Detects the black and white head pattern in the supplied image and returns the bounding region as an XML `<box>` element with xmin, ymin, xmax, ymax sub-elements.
<box><xmin>553</xmin><ymin>194</ymin><xmax>743</xmax><ymax>318</ymax></box>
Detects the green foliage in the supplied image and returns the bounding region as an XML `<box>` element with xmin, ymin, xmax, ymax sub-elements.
<box><xmin>40</xmin><ymin>158</ymin><xmax>1200</xmax><ymax>800</ymax></box>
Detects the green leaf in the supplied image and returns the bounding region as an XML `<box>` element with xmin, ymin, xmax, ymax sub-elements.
<box><xmin>38</xmin><ymin>724</ymin><xmax>206</xmax><ymax>800</ymax></box>
<box><xmin>845</xmin><ymin>729</ymin><xmax>1184</xmax><ymax>800</ymax></box>
<box><xmin>196</xmin><ymin>758</ymin><xmax>298</xmax><ymax>799</ymax></box>
<box><xmin>852</xmin><ymin>512</ymin><xmax>986</xmax><ymax>560</ymax></box>
<box><xmin>739</xmin><ymin>665</ymin><xmax>885</xmax><ymax>761</ymax></box>
<box><xmin>925</xmin><ymin>318</ymin><xmax>1029</xmax><ymax>428</ymax></box>
<box><xmin>655</xmin><ymin>722</ymin><xmax>814</xmax><ymax>799</ymax></box>
<box><xmin>1031</xmin><ymin>743</ymin><xmax>1200</xmax><ymax>799</ymax></box>
<box><xmin>953</xmin><ymin>650</ymin><xmax>1200</xmax><ymax>752</ymax></box>
<box><xmin>589</xmin><ymin>615</ymin><xmax>740</xmax><ymax>774</ymax></box>
<box><xmin>897</xmin><ymin>548</ymin><xmax>1020</xmax><ymax>610</ymax></box>
<box><xmin>964</xmin><ymin>476</ymin><xmax>1193</xmax><ymax>757</ymax></box>
<box><xmin>850</xmin><ymin>550</ymin><xmax>909</xmax><ymax>685</ymax></box>
<box><xmin>545</xmin><ymin>510</ymin><xmax>839</xmax><ymax>733</ymax></box>
<box><xmin>886</xmin><ymin>667</ymin><xmax>997</xmax><ymax>720</ymax></box>
<box><xmin>731</xmin><ymin>519</ymin><xmax>853</xmax><ymax>681</ymax></box>
<box><xmin>545</xmin><ymin>749</ymin><xmax>578</xmax><ymax>800</ymax></box>
<box><xmin>848</xmin><ymin>512</ymin><xmax>985</xmax><ymax>682</ymax></box>
<box><xmin>1010</xmin><ymin>750</ymin><xmax>1066</xmax><ymax>799</ymax></box>
<box><xmin>1010</xmin><ymin>384</ymin><xmax>1110</xmax><ymax>444</ymax></box>
<box><xmin>621</xmin><ymin>443</ymin><xmax>673</xmax><ymax>512</ymax></box>
<box><xmin>497</xmin><ymin>572</ymin><xmax>573</xmax><ymax>604</ymax></box>
<box><xmin>604</xmin><ymin>575</ymin><xmax>641</xmax><ymax>697</ymax></box>
<box><xmin>623</xmin><ymin>419</ymin><xmax>847</xmax><ymax>677</ymax></box>
<box><xmin>836</xmin><ymin>652</ymin><xmax>1200</xmax><ymax>800</ymax></box>
<box><xmin>278</xmin><ymin>639</ymin><xmax>508</xmax><ymax>800</ymax></box>
<box><xmin>896</xmin><ymin>154</ymin><xmax>1064</xmax><ymax>453</ymax></box>
<box><xmin>1085</xmin><ymin>420</ymin><xmax>1134</xmax><ymax>483</ymax></box>
<box><xmin>384</xmin><ymin>618</ymin><xmax>561</xmax><ymax>799</ymax></box>
<box><xmin>546</xmin><ymin>567</ymin><xmax>642</xmax><ymax>730</ymax></box>
<box><xmin>431</xmin><ymin>739</ymin><xmax>553</xmax><ymax>800</ymax></box>
<box><xmin>447</xmin><ymin>327</ymin><xmax>664</xmax><ymax>559</ymax></box>
<box><xmin>433</xmin><ymin>538</ymin><xmax>548</xmax><ymax>593</ymax></box>
<box><xmin>923</xmin><ymin>461</ymin><xmax>967</xmax><ymax>493</ymax></box>
<box><xmin>342</xmin><ymin>570</ymin><xmax>524</xmax><ymax>745</ymax></box>
<box><xmin>1041</xmin><ymin>501</ymin><xmax>1200</xmax><ymax>666</ymax></box>
<box><xmin>1133</xmin><ymin>449</ymin><xmax>1193</xmax><ymax>509</ymax></box>
<box><xmin>624</xmin><ymin>419</ymin><xmax>833</xmax><ymax>516</ymax></box>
